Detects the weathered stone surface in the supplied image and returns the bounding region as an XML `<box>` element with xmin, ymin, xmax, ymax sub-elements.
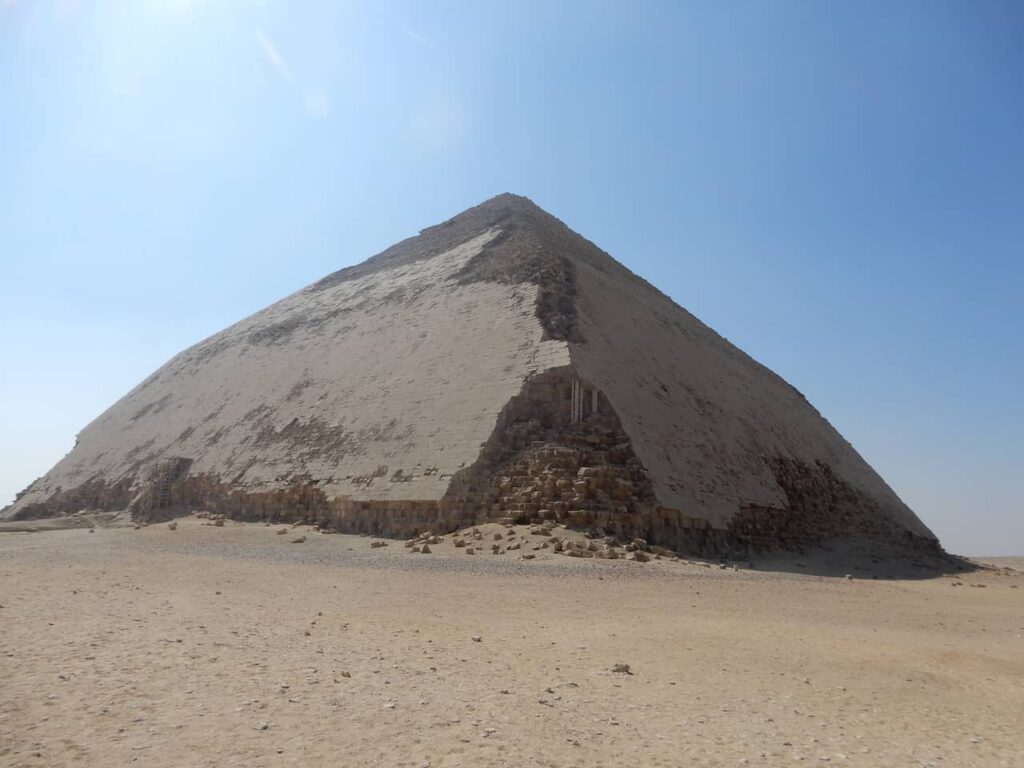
<box><xmin>2</xmin><ymin>194</ymin><xmax>939</xmax><ymax>557</ymax></box>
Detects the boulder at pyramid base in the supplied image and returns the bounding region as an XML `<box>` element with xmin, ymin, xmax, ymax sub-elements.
<box><xmin>4</xmin><ymin>194</ymin><xmax>941</xmax><ymax>557</ymax></box>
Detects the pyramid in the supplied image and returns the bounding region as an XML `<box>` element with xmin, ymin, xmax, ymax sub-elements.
<box><xmin>4</xmin><ymin>194</ymin><xmax>939</xmax><ymax>555</ymax></box>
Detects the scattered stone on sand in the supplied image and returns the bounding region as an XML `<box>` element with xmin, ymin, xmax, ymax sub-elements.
<box><xmin>420</xmin><ymin>544</ymin><xmax>432</xmax><ymax>554</ymax></box>
<box><xmin>0</xmin><ymin>523</ymin><xmax>1019</xmax><ymax>766</ymax></box>
<box><xmin>276</xmin><ymin>528</ymin><xmax>288</xmax><ymax>535</ymax></box>
<box><xmin>291</xmin><ymin>535</ymin><xmax>306</xmax><ymax>544</ymax></box>
<box><xmin>167</xmin><ymin>522</ymin><xmax>177</xmax><ymax>531</ymax></box>
<box><xmin>370</xmin><ymin>540</ymin><xmax>388</xmax><ymax>548</ymax></box>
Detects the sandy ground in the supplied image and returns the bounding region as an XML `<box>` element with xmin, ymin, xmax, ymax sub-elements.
<box><xmin>1</xmin><ymin>519</ymin><xmax>1021</xmax><ymax>768</ymax></box>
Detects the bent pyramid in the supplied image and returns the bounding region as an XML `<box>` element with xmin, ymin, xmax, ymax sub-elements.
<box><xmin>4</xmin><ymin>194</ymin><xmax>939</xmax><ymax>555</ymax></box>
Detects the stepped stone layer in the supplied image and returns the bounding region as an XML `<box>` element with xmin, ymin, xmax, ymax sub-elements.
<box><xmin>4</xmin><ymin>194</ymin><xmax>939</xmax><ymax>555</ymax></box>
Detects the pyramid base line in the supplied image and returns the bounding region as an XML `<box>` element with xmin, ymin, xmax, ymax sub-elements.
<box><xmin>9</xmin><ymin>368</ymin><xmax>941</xmax><ymax>560</ymax></box>
<box><xmin>8</xmin><ymin>472</ymin><xmax>941</xmax><ymax>560</ymax></box>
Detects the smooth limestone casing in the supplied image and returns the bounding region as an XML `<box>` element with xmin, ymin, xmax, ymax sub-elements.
<box><xmin>566</xmin><ymin>254</ymin><xmax>934</xmax><ymax>539</ymax></box>
<box><xmin>6</xmin><ymin>230</ymin><xmax>569</xmax><ymax>514</ymax></box>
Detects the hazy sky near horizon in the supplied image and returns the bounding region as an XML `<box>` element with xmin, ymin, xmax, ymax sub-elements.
<box><xmin>1</xmin><ymin>1</ymin><xmax>1021</xmax><ymax>554</ymax></box>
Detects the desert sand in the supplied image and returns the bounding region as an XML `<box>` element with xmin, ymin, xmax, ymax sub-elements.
<box><xmin>1</xmin><ymin>519</ymin><xmax>1020</xmax><ymax>767</ymax></box>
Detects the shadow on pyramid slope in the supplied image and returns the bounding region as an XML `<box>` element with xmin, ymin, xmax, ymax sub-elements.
<box><xmin>741</xmin><ymin>537</ymin><xmax>977</xmax><ymax>580</ymax></box>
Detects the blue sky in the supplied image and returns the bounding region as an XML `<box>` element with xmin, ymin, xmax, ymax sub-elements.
<box><xmin>1</xmin><ymin>1</ymin><xmax>1021</xmax><ymax>554</ymax></box>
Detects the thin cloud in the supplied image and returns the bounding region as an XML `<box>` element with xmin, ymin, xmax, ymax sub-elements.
<box><xmin>255</xmin><ymin>29</ymin><xmax>292</xmax><ymax>82</ymax></box>
<box><xmin>255</xmin><ymin>27</ymin><xmax>330</xmax><ymax>119</ymax></box>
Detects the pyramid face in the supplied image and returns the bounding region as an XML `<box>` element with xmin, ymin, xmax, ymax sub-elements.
<box><xmin>4</xmin><ymin>194</ymin><xmax>938</xmax><ymax>554</ymax></box>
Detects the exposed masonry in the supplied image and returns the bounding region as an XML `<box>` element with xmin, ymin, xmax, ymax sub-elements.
<box><xmin>127</xmin><ymin>458</ymin><xmax>193</xmax><ymax>520</ymax></box>
<box><xmin>9</xmin><ymin>477</ymin><xmax>135</xmax><ymax>520</ymax></box>
<box><xmin>724</xmin><ymin>458</ymin><xmax>939</xmax><ymax>552</ymax></box>
<box><xmin>19</xmin><ymin>367</ymin><xmax>941</xmax><ymax>558</ymax></box>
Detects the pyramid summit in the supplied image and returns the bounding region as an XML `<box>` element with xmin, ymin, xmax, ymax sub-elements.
<box><xmin>4</xmin><ymin>194</ymin><xmax>939</xmax><ymax>556</ymax></box>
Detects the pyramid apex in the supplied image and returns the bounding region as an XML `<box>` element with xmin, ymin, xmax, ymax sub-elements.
<box><xmin>442</xmin><ymin>192</ymin><xmax>546</xmax><ymax>224</ymax></box>
<box><xmin>477</xmin><ymin>191</ymin><xmax>539</xmax><ymax>208</ymax></box>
